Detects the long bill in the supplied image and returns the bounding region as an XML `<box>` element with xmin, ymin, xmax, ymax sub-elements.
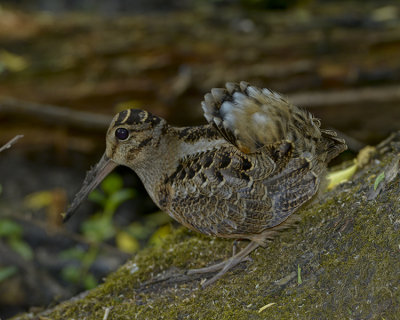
<box><xmin>63</xmin><ymin>153</ymin><xmax>118</xmax><ymax>222</ymax></box>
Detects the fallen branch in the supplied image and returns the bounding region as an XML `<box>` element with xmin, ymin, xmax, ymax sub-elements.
<box><xmin>0</xmin><ymin>98</ymin><xmax>111</xmax><ymax>130</ymax></box>
<box><xmin>289</xmin><ymin>85</ymin><xmax>400</xmax><ymax>108</ymax></box>
<box><xmin>0</xmin><ymin>135</ymin><xmax>23</xmax><ymax>153</ymax></box>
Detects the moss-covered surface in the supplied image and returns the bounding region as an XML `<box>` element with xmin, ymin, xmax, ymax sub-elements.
<box><xmin>14</xmin><ymin>146</ymin><xmax>400</xmax><ymax>320</ymax></box>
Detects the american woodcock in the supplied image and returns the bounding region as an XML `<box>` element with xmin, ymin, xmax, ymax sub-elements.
<box><xmin>64</xmin><ymin>81</ymin><xmax>347</xmax><ymax>287</ymax></box>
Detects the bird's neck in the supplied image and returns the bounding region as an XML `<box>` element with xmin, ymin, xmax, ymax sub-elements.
<box><xmin>132</xmin><ymin>124</ymin><xmax>226</xmax><ymax>205</ymax></box>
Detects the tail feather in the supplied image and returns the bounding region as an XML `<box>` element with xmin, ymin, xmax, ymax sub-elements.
<box><xmin>201</xmin><ymin>81</ymin><xmax>311</xmax><ymax>154</ymax></box>
<box><xmin>321</xmin><ymin>129</ymin><xmax>347</xmax><ymax>162</ymax></box>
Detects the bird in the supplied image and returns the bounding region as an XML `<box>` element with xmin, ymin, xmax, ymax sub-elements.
<box><xmin>64</xmin><ymin>81</ymin><xmax>347</xmax><ymax>287</ymax></box>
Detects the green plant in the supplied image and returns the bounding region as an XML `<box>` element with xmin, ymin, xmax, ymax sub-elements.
<box><xmin>82</xmin><ymin>173</ymin><xmax>136</xmax><ymax>243</ymax></box>
<box><xmin>0</xmin><ymin>266</ymin><xmax>17</xmax><ymax>283</ymax></box>
<box><xmin>60</xmin><ymin>173</ymin><xmax>135</xmax><ymax>289</ymax></box>
<box><xmin>59</xmin><ymin>246</ymin><xmax>98</xmax><ymax>290</ymax></box>
<box><xmin>0</xmin><ymin>218</ymin><xmax>33</xmax><ymax>260</ymax></box>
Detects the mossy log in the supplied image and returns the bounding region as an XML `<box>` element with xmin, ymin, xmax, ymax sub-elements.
<box><xmin>13</xmin><ymin>135</ymin><xmax>400</xmax><ymax>320</ymax></box>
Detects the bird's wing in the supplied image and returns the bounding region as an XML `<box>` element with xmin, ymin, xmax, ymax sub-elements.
<box><xmin>161</xmin><ymin>142</ymin><xmax>318</xmax><ymax>239</ymax></box>
<box><xmin>159</xmin><ymin>82</ymin><xmax>343</xmax><ymax>239</ymax></box>
<box><xmin>201</xmin><ymin>81</ymin><xmax>321</xmax><ymax>154</ymax></box>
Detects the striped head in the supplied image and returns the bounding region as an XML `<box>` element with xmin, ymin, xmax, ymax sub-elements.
<box><xmin>64</xmin><ymin>109</ymin><xmax>166</xmax><ymax>222</ymax></box>
<box><xmin>106</xmin><ymin>109</ymin><xmax>167</xmax><ymax>167</ymax></box>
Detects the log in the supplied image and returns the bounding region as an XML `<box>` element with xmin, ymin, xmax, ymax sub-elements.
<box><xmin>11</xmin><ymin>133</ymin><xmax>400</xmax><ymax>319</ymax></box>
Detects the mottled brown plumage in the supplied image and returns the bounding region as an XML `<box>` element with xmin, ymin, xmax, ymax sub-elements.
<box><xmin>65</xmin><ymin>81</ymin><xmax>347</xmax><ymax>287</ymax></box>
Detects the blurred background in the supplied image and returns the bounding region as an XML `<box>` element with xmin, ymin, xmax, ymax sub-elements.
<box><xmin>1</xmin><ymin>0</ymin><xmax>400</xmax><ymax>318</ymax></box>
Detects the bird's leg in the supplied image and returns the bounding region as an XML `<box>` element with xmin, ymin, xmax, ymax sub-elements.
<box><xmin>187</xmin><ymin>241</ymin><xmax>253</xmax><ymax>274</ymax></box>
<box><xmin>232</xmin><ymin>239</ymin><xmax>253</xmax><ymax>263</ymax></box>
<box><xmin>232</xmin><ymin>239</ymin><xmax>238</xmax><ymax>256</ymax></box>
<box><xmin>187</xmin><ymin>241</ymin><xmax>259</xmax><ymax>287</ymax></box>
<box><xmin>187</xmin><ymin>216</ymin><xmax>300</xmax><ymax>287</ymax></box>
<box><xmin>187</xmin><ymin>240</ymin><xmax>253</xmax><ymax>274</ymax></box>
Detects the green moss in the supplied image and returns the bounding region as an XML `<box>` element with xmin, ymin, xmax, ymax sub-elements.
<box><xmin>12</xmin><ymin>151</ymin><xmax>400</xmax><ymax>320</ymax></box>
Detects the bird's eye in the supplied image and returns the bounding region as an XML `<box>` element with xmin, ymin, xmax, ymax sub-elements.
<box><xmin>115</xmin><ymin>128</ymin><xmax>129</xmax><ymax>140</ymax></box>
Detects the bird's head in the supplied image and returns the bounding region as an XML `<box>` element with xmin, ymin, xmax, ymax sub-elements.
<box><xmin>63</xmin><ymin>109</ymin><xmax>166</xmax><ymax>222</ymax></box>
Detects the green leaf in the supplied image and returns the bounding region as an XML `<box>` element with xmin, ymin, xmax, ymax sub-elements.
<box><xmin>88</xmin><ymin>189</ymin><xmax>106</xmax><ymax>206</ymax></box>
<box><xmin>101</xmin><ymin>173</ymin><xmax>123</xmax><ymax>195</ymax></box>
<box><xmin>104</xmin><ymin>189</ymin><xmax>135</xmax><ymax>215</ymax></box>
<box><xmin>83</xmin><ymin>273</ymin><xmax>98</xmax><ymax>290</ymax></box>
<box><xmin>9</xmin><ymin>238</ymin><xmax>33</xmax><ymax>260</ymax></box>
<box><xmin>59</xmin><ymin>247</ymin><xmax>86</xmax><ymax>261</ymax></box>
<box><xmin>81</xmin><ymin>214</ymin><xmax>115</xmax><ymax>243</ymax></box>
<box><xmin>297</xmin><ymin>264</ymin><xmax>302</xmax><ymax>284</ymax></box>
<box><xmin>374</xmin><ymin>172</ymin><xmax>385</xmax><ymax>191</ymax></box>
<box><xmin>126</xmin><ymin>222</ymin><xmax>150</xmax><ymax>240</ymax></box>
<box><xmin>61</xmin><ymin>265</ymin><xmax>81</xmax><ymax>283</ymax></box>
<box><xmin>0</xmin><ymin>266</ymin><xmax>18</xmax><ymax>283</ymax></box>
<box><xmin>148</xmin><ymin>224</ymin><xmax>172</xmax><ymax>247</ymax></box>
<box><xmin>0</xmin><ymin>219</ymin><xmax>22</xmax><ymax>237</ymax></box>
<box><xmin>0</xmin><ymin>184</ymin><xmax>3</xmax><ymax>196</ymax></box>
<box><xmin>81</xmin><ymin>246</ymin><xmax>99</xmax><ymax>269</ymax></box>
<box><xmin>144</xmin><ymin>211</ymin><xmax>172</xmax><ymax>228</ymax></box>
<box><xmin>116</xmin><ymin>230</ymin><xmax>140</xmax><ymax>253</ymax></box>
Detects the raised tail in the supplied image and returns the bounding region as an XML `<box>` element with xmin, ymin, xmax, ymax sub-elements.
<box><xmin>321</xmin><ymin>129</ymin><xmax>347</xmax><ymax>162</ymax></box>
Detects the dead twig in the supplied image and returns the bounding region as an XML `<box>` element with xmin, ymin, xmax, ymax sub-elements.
<box><xmin>0</xmin><ymin>135</ymin><xmax>23</xmax><ymax>153</ymax></box>
<box><xmin>102</xmin><ymin>307</ymin><xmax>112</xmax><ymax>320</ymax></box>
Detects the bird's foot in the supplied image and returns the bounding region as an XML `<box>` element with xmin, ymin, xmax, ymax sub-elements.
<box><xmin>187</xmin><ymin>241</ymin><xmax>259</xmax><ymax>288</ymax></box>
